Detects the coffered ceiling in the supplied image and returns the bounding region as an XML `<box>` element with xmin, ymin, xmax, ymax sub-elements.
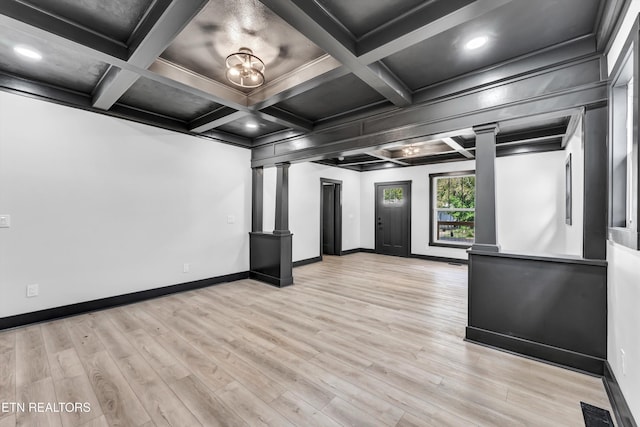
<box><xmin>0</xmin><ymin>0</ymin><xmax>623</xmax><ymax>168</ymax></box>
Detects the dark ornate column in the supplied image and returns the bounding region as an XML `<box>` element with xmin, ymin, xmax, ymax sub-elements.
<box><xmin>249</xmin><ymin>163</ymin><xmax>293</xmax><ymax>287</ymax></box>
<box><xmin>583</xmin><ymin>105</ymin><xmax>607</xmax><ymax>260</ymax></box>
<box><xmin>252</xmin><ymin>166</ymin><xmax>263</xmax><ymax>232</ymax></box>
<box><xmin>274</xmin><ymin>162</ymin><xmax>290</xmax><ymax>234</ymax></box>
<box><xmin>471</xmin><ymin>123</ymin><xmax>500</xmax><ymax>252</ymax></box>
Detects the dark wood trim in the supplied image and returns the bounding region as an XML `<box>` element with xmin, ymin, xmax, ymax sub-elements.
<box><xmin>608</xmin><ymin>14</ymin><xmax>640</xmax><ymax>251</ymax></box>
<box><xmin>428</xmin><ymin>170</ymin><xmax>475</xmax><ymax>248</ymax></box>
<box><xmin>467</xmin><ymin>249</ymin><xmax>608</xmax><ymax>266</ymax></box>
<box><xmin>603</xmin><ymin>361</ymin><xmax>639</xmax><ymax>427</ymax></box>
<box><xmin>466</xmin><ymin>327</ymin><xmax>605</xmax><ymax>376</ymax></box>
<box><xmin>340</xmin><ymin>248</ymin><xmax>365</xmax><ymax>255</ymax></box>
<box><xmin>0</xmin><ymin>271</ymin><xmax>250</xmax><ymax>331</ymax></box>
<box><xmin>340</xmin><ymin>248</ymin><xmax>468</xmax><ymax>265</ymax></box>
<box><xmin>249</xmin><ymin>270</ymin><xmax>294</xmax><ymax>288</ymax></box>
<box><xmin>293</xmin><ymin>256</ymin><xmax>322</xmax><ymax>267</ymax></box>
<box><xmin>374</xmin><ymin>180</ymin><xmax>412</xmax><ymax>257</ymax></box>
<box><xmin>409</xmin><ymin>253</ymin><xmax>469</xmax><ymax>265</ymax></box>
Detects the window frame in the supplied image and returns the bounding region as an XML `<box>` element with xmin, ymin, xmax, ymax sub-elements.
<box><xmin>429</xmin><ymin>170</ymin><xmax>476</xmax><ymax>249</ymax></box>
<box><xmin>608</xmin><ymin>15</ymin><xmax>640</xmax><ymax>250</ymax></box>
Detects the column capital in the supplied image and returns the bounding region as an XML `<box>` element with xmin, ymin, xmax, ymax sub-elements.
<box><xmin>275</xmin><ymin>162</ymin><xmax>291</xmax><ymax>169</ymax></box>
<box><xmin>473</xmin><ymin>123</ymin><xmax>500</xmax><ymax>135</ymax></box>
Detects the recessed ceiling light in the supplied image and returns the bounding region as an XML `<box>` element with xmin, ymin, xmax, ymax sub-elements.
<box><xmin>14</xmin><ymin>45</ymin><xmax>42</xmax><ymax>61</ymax></box>
<box><xmin>465</xmin><ymin>36</ymin><xmax>488</xmax><ymax>50</ymax></box>
<box><xmin>246</xmin><ymin>122</ymin><xmax>258</xmax><ymax>129</ymax></box>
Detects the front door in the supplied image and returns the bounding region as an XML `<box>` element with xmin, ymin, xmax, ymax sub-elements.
<box><xmin>375</xmin><ymin>181</ymin><xmax>411</xmax><ymax>257</ymax></box>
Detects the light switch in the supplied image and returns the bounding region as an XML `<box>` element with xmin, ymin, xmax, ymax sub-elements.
<box><xmin>227</xmin><ymin>215</ymin><xmax>235</xmax><ymax>224</ymax></box>
<box><xmin>0</xmin><ymin>215</ymin><xmax>10</xmax><ymax>228</ymax></box>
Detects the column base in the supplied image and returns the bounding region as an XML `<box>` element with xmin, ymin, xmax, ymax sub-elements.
<box><xmin>249</xmin><ymin>232</ymin><xmax>293</xmax><ymax>288</ymax></box>
<box><xmin>470</xmin><ymin>243</ymin><xmax>500</xmax><ymax>252</ymax></box>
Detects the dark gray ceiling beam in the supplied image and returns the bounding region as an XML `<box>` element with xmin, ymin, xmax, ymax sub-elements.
<box><xmin>259</xmin><ymin>0</ymin><xmax>412</xmax><ymax>107</ymax></box>
<box><xmin>256</xmin><ymin>106</ymin><xmax>314</xmax><ymax>132</ymax></box>
<box><xmin>357</xmin><ymin>0</ymin><xmax>513</xmax><ymax>64</ymax></box>
<box><xmin>148</xmin><ymin>59</ymin><xmax>247</xmax><ymax>109</ymax></box>
<box><xmin>148</xmin><ymin>59</ymin><xmax>310</xmax><ymax>132</ymax></box>
<box><xmin>596</xmin><ymin>0</ymin><xmax>628</xmax><ymax>52</ymax></box>
<box><xmin>92</xmin><ymin>0</ymin><xmax>208</xmax><ymax>110</ymax></box>
<box><xmin>562</xmin><ymin>108</ymin><xmax>584</xmax><ymax>148</ymax></box>
<box><xmin>496</xmin><ymin>125</ymin><xmax>567</xmax><ymax>145</ymax></box>
<box><xmin>251</xmin><ymin>51</ymin><xmax>606</xmax><ymax>167</ymax></box>
<box><xmin>252</xmin><ymin>82</ymin><xmax>606</xmax><ymax>167</ymax></box>
<box><xmin>189</xmin><ymin>108</ymin><xmax>249</xmax><ymax>133</ymax></box>
<box><xmin>442</xmin><ymin>137</ymin><xmax>475</xmax><ymax>159</ymax></box>
<box><xmin>248</xmin><ymin>54</ymin><xmax>347</xmax><ymax>109</ymax></box>
<box><xmin>369</xmin><ymin>150</ymin><xmax>409</xmax><ymax>166</ymax></box>
<box><xmin>0</xmin><ymin>1</ymin><xmax>128</xmax><ymax>60</ymax></box>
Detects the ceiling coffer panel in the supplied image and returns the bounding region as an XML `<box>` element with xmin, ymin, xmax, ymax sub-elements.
<box><xmin>316</xmin><ymin>0</ymin><xmax>429</xmax><ymax>38</ymax></box>
<box><xmin>19</xmin><ymin>0</ymin><xmax>154</xmax><ymax>43</ymax></box>
<box><xmin>217</xmin><ymin>115</ymin><xmax>287</xmax><ymax>138</ymax></box>
<box><xmin>161</xmin><ymin>0</ymin><xmax>326</xmax><ymax>92</ymax></box>
<box><xmin>275</xmin><ymin>73</ymin><xmax>386</xmax><ymax>121</ymax></box>
<box><xmin>383</xmin><ymin>0</ymin><xmax>602</xmax><ymax>91</ymax></box>
<box><xmin>0</xmin><ymin>25</ymin><xmax>109</xmax><ymax>93</ymax></box>
<box><xmin>118</xmin><ymin>76</ymin><xmax>221</xmax><ymax>122</ymax></box>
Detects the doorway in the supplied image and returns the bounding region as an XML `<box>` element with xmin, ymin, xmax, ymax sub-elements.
<box><xmin>375</xmin><ymin>181</ymin><xmax>411</xmax><ymax>257</ymax></box>
<box><xmin>320</xmin><ymin>178</ymin><xmax>342</xmax><ymax>256</ymax></box>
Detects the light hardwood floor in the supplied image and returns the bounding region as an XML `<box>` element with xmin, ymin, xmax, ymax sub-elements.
<box><xmin>0</xmin><ymin>253</ymin><xmax>613</xmax><ymax>426</ymax></box>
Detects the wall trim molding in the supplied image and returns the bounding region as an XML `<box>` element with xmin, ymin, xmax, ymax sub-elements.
<box><xmin>0</xmin><ymin>271</ymin><xmax>250</xmax><ymax>331</ymax></box>
<box><xmin>293</xmin><ymin>256</ymin><xmax>323</xmax><ymax>267</ymax></box>
<box><xmin>466</xmin><ymin>326</ymin><xmax>605</xmax><ymax>376</ymax></box>
<box><xmin>603</xmin><ymin>361</ymin><xmax>638</xmax><ymax>427</ymax></box>
<box><xmin>339</xmin><ymin>248</ymin><xmax>468</xmax><ymax>265</ymax></box>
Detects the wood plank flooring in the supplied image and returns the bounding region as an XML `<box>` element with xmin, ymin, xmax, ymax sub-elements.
<box><xmin>0</xmin><ymin>253</ymin><xmax>613</xmax><ymax>426</ymax></box>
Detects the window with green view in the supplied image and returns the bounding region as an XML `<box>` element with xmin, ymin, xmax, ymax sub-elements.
<box><xmin>432</xmin><ymin>174</ymin><xmax>475</xmax><ymax>246</ymax></box>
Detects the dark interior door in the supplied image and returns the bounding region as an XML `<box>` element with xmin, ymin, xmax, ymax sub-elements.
<box><xmin>375</xmin><ymin>182</ymin><xmax>411</xmax><ymax>256</ymax></box>
<box><xmin>322</xmin><ymin>184</ymin><xmax>336</xmax><ymax>255</ymax></box>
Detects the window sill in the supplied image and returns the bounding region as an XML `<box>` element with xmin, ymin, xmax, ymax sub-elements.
<box><xmin>608</xmin><ymin>227</ymin><xmax>640</xmax><ymax>250</ymax></box>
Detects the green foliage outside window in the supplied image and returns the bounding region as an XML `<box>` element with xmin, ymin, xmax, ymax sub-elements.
<box><xmin>384</xmin><ymin>187</ymin><xmax>403</xmax><ymax>203</ymax></box>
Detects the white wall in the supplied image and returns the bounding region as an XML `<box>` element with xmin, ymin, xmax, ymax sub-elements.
<box><xmin>359</xmin><ymin>161</ymin><xmax>474</xmax><ymax>260</ymax></box>
<box><xmin>358</xmin><ymin>151</ymin><xmax>574</xmax><ymax>259</ymax></box>
<box><xmin>263</xmin><ymin>162</ymin><xmax>361</xmax><ymax>262</ymax></box>
<box><xmin>608</xmin><ymin>241</ymin><xmax>640</xmax><ymax>419</ymax></box>
<box><xmin>606</xmin><ymin>4</ymin><xmax>640</xmax><ymax>421</ymax></box>
<box><xmin>0</xmin><ymin>91</ymin><xmax>251</xmax><ymax>318</ymax></box>
<box><xmin>495</xmin><ymin>150</ymin><xmax>580</xmax><ymax>256</ymax></box>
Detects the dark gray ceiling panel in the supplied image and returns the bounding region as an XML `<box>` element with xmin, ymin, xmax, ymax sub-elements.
<box><xmin>161</xmin><ymin>0</ymin><xmax>326</xmax><ymax>91</ymax></box>
<box><xmin>383</xmin><ymin>0</ymin><xmax>601</xmax><ymax>90</ymax></box>
<box><xmin>217</xmin><ymin>115</ymin><xmax>287</xmax><ymax>138</ymax></box>
<box><xmin>316</xmin><ymin>0</ymin><xmax>428</xmax><ymax>39</ymax></box>
<box><xmin>275</xmin><ymin>73</ymin><xmax>386</xmax><ymax>121</ymax></box>
<box><xmin>0</xmin><ymin>26</ymin><xmax>109</xmax><ymax>93</ymax></box>
<box><xmin>20</xmin><ymin>0</ymin><xmax>154</xmax><ymax>43</ymax></box>
<box><xmin>119</xmin><ymin>76</ymin><xmax>221</xmax><ymax>122</ymax></box>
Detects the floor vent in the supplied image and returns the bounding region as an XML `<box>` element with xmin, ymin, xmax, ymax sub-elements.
<box><xmin>581</xmin><ymin>402</ymin><xmax>614</xmax><ymax>427</ymax></box>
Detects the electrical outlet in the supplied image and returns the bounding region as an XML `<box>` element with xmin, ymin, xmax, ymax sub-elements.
<box><xmin>26</xmin><ymin>284</ymin><xmax>39</xmax><ymax>297</ymax></box>
<box><xmin>183</xmin><ymin>263</ymin><xmax>190</xmax><ymax>273</ymax></box>
<box><xmin>0</xmin><ymin>215</ymin><xmax>10</xmax><ymax>228</ymax></box>
<box><xmin>227</xmin><ymin>215</ymin><xmax>235</xmax><ymax>224</ymax></box>
<box><xmin>621</xmin><ymin>349</ymin><xmax>626</xmax><ymax>375</ymax></box>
